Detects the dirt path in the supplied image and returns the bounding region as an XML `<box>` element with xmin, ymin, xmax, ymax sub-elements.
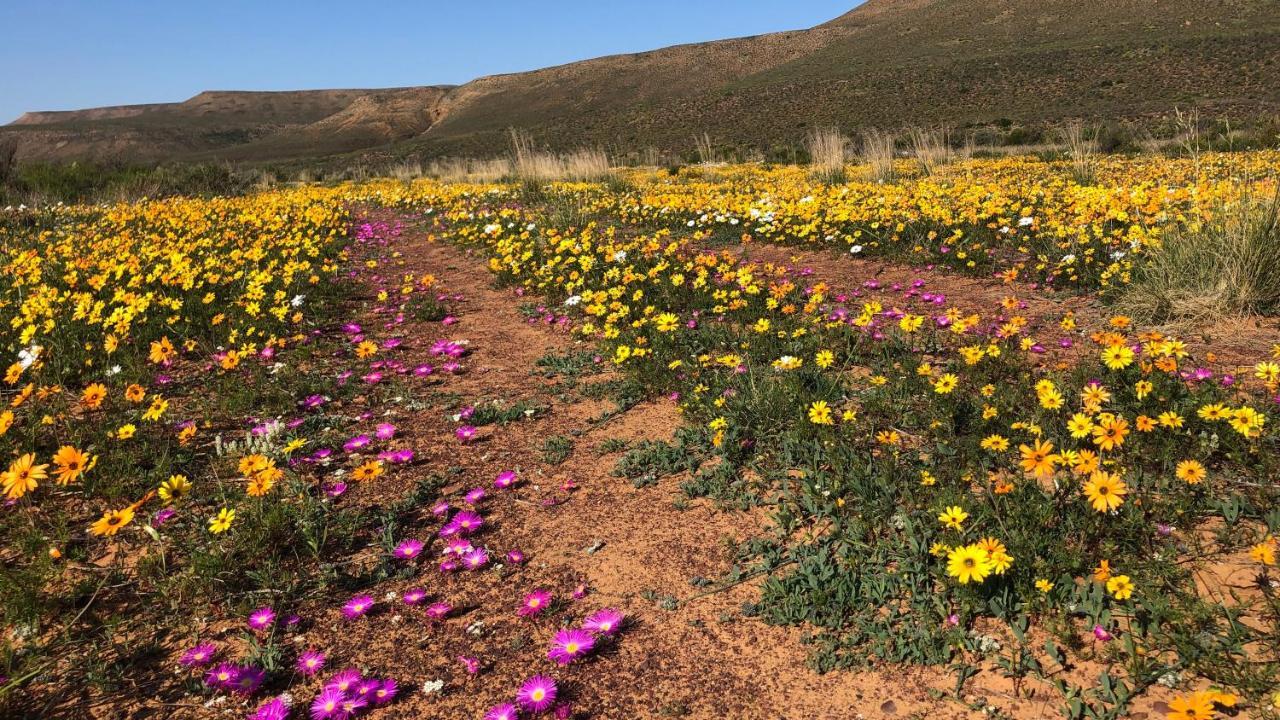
<box><xmin>163</xmin><ymin>214</ymin><xmax>1208</xmax><ymax>720</ymax></box>
<box><xmin>274</xmin><ymin>217</ymin><xmax>1000</xmax><ymax>720</ymax></box>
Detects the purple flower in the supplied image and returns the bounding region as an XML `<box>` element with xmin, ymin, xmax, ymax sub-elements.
<box><xmin>252</xmin><ymin>696</ymin><xmax>290</xmax><ymax>720</ymax></box>
<box><xmin>205</xmin><ymin>662</ymin><xmax>240</xmax><ymax>689</ymax></box>
<box><xmin>442</xmin><ymin>510</ymin><xmax>483</xmax><ymax>537</ymax></box>
<box><xmin>326</xmin><ymin>668</ymin><xmax>362</xmax><ymax>693</ymax></box>
<box><xmin>402</xmin><ymin>588</ymin><xmax>427</xmax><ymax>605</ymax></box>
<box><xmin>506</xmin><ymin>549</ymin><xmax>526</xmax><ymax>565</ymax></box>
<box><xmin>325</xmin><ymin>481</ymin><xmax>347</xmax><ymax>498</ymax></box>
<box><xmin>459</xmin><ymin>655</ymin><xmax>480</xmax><ymax>674</ymax></box>
<box><xmin>310</xmin><ymin>687</ymin><xmax>346</xmax><ymax>720</ymax></box>
<box><xmin>354</xmin><ymin>679</ymin><xmax>380</xmax><ymax>701</ymax></box>
<box><xmin>548</xmin><ymin>628</ymin><xmax>596</xmax><ymax>665</ymax></box>
<box><xmin>341</xmin><ymin>595</ymin><xmax>374</xmax><ymax>619</ymax></box>
<box><xmin>464</xmin><ymin>487</ymin><xmax>486</xmax><ymax>505</ymax></box>
<box><xmin>1093</xmin><ymin>624</ymin><xmax>1114</xmax><ymax>642</ymax></box>
<box><xmin>463</xmin><ymin>547</ymin><xmax>489</xmax><ymax>570</ymax></box>
<box><xmin>455</xmin><ymin>425</ymin><xmax>477</xmax><ymax>443</ymax></box>
<box><xmin>375</xmin><ymin>423</ymin><xmax>396</xmax><ymax>440</ymax></box>
<box><xmin>152</xmin><ymin>507</ymin><xmax>176</xmax><ymax>527</ymax></box>
<box><xmin>231</xmin><ymin>666</ymin><xmax>266</xmax><ymax>695</ymax></box>
<box><xmin>340</xmin><ymin>695</ymin><xmax>368</xmax><ymax>716</ymax></box>
<box><xmin>425</xmin><ymin>602</ymin><xmax>451</xmax><ymax>621</ymax></box>
<box><xmin>519</xmin><ymin>590</ymin><xmax>552</xmax><ymax>617</ymax></box>
<box><xmin>485</xmin><ymin>704</ymin><xmax>519</xmax><ymax>720</ymax></box>
<box><xmin>297</xmin><ymin>649</ymin><xmax>326</xmax><ymax>676</ymax></box>
<box><xmin>343</xmin><ymin>435</ymin><xmax>371</xmax><ymax>452</ymax></box>
<box><xmin>394</xmin><ymin>539</ymin><xmax>424</xmax><ymax>560</ymax></box>
<box><xmin>248</xmin><ymin>606</ymin><xmax>276</xmax><ymax>632</ymax></box>
<box><xmin>583</xmin><ymin>608</ymin><xmax>624</xmax><ymax>636</ymax></box>
<box><xmin>372</xmin><ymin>679</ymin><xmax>398</xmax><ymax>704</ymax></box>
<box><xmin>180</xmin><ymin>642</ymin><xmax>217</xmax><ymax>667</ymax></box>
<box><xmin>517</xmin><ymin>675</ymin><xmax>558</xmax><ymax>714</ymax></box>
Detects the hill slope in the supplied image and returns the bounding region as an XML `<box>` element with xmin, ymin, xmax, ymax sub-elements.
<box><xmin>5</xmin><ymin>0</ymin><xmax>1279</xmax><ymax>164</ymax></box>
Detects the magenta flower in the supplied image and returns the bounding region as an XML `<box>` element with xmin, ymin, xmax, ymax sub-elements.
<box><xmin>494</xmin><ymin>470</ymin><xmax>518</xmax><ymax>489</ymax></box>
<box><xmin>548</xmin><ymin>628</ymin><xmax>596</xmax><ymax>665</ymax></box>
<box><xmin>485</xmin><ymin>704</ymin><xmax>519</xmax><ymax>720</ymax></box>
<box><xmin>394</xmin><ymin>539</ymin><xmax>424</xmax><ymax>560</ymax></box>
<box><xmin>463</xmin><ymin>547</ymin><xmax>489</xmax><ymax>570</ymax></box>
<box><xmin>459</xmin><ymin>655</ymin><xmax>480</xmax><ymax>675</ymax></box>
<box><xmin>231</xmin><ymin>666</ymin><xmax>266</xmax><ymax>695</ymax></box>
<box><xmin>506</xmin><ymin>549</ymin><xmax>526</xmax><ymax>565</ymax></box>
<box><xmin>310</xmin><ymin>687</ymin><xmax>346</xmax><ymax>720</ymax></box>
<box><xmin>1093</xmin><ymin>624</ymin><xmax>1114</xmax><ymax>642</ymax></box>
<box><xmin>519</xmin><ymin>590</ymin><xmax>552</xmax><ymax>617</ymax></box>
<box><xmin>452</xmin><ymin>510</ymin><xmax>484</xmax><ymax>536</ymax></box>
<box><xmin>402</xmin><ymin>588</ymin><xmax>427</xmax><ymax>606</ymax></box>
<box><xmin>455</xmin><ymin>425</ymin><xmax>477</xmax><ymax>443</ymax></box>
<box><xmin>152</xmin><ymin>507</ymin><xmax>176</xmax><ymax>527</ymax></box>
<box><xmin>205</xmin><ymin>662</ymin><xmax>240</xmax><ymax>689</ymax></box>
<box><xmin>444</xmin><ymin>538</ymin><xmax>474</xmax><ymax>556</ymax></box>
<box><xmin>325</xmin><ymin>481</ymin><xmax>347</xmax><ymax>498</ymax></box>
<box><xmin>248</xmin><ymin>606</ymin><xmax>276</xmax><ymax>632</ymax></box>
<box><xmin>425</xmin><ymin>602</ymin><xmax>452</xmax><ymax>621</ymax></box>
<box><xmin>326</xmin><ymin>668</ymin><xmax>361</xmax><ymax>693</ymax></box>
<box><xmin>431</xmin><ymin>499</ymin><xmax>450</xmax><ymax>516</ymax></box>
<box><xmin>252</xmin><ymin>696</ymin><xmax>289</xmax><ymax>720</ymax></box>
<box><xmin>180</xmin><ymin>642</ymin><xmax>217</xmax><ymax>667</ymax></box>
<box><xmin>343</xmin><ymin>435</ymin><xmax>371</xmax><ymax>452</ymax></box>
<box><xmin>341</xmin><ymin>594</ymin><xmax>374</xmax><ymax>619</ymax></box>
<box><xmin>464</xmin><ymin>487</ymin><xmax>486</xmax><ymax>505</ymax></box>
<box><xmin>354</xmin><ymin>679</ymin><xmax>380</xmax><ymax>701</ymax></box>
<box><xmin>517</xmin><ymin>675</ymin><xmax>558</xmax><ymax>714</ymax></box>
<box><xmin>583</xmin><ymin>608</ymin><xmax>624</xmax><ymax>636</ymax></box>
<box><xmin>297</xmin><ymin>649</ymin><xmax>326</xmax><ymax>676</ymax></box>
<box><xmin>341</xmin><ymin>695</ymin><xmax>369</xmax><ymax>715</ymax></box>
<box><xmin>375</xmin><ymin>423</ymin><xmax>396</xmax><ymax>440</ymax></box>
<box><xmin>373</xmin><ymin>679</ymin><xmax>398</xmax><ymax>704</ymax></box>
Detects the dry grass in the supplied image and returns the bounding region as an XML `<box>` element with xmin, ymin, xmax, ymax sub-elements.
<box><xmin>509</xmin><ymin>129</ymin><xmax>613</xmax><ymax>182</ymax></box>
<box><xmin>425</xmin><ymin>157</ymin><xmax>514</xmax><ymax>183</ymax></box>
<box><xmin>805</xmin><ymin>127</ymin><xmax>848</xmax><ymax>181</ymax></box>
<box><xmin>694</xmin><ymin>132</ymin><xmax>717</xmax><ymax>164</ymax></box>
<box><xmin>908</xmin><ymin>127</ymin><xmax>952</xmax><ymax>176</ymax></box>
<box><xmin>1061</xmin><ymin>122</ymin><xmax>1098</xmax><ymax>183</ymax></box>
<box><xmin>1119</xmin><ymin>191</ymin><xmax>1280</xmax><ymax>326</ymax></box>
<box><xmin>388</xmin><ymin>160</ymin><xmax>424</xmax><ymax>181</ymax></box>
<box><xmin>859</xmin><ymin>129</ymin><xmax>897</xmax><ymax>182</ymax></box>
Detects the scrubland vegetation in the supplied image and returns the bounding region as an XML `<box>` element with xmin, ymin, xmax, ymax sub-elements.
<box><xmin>2</xmin><ymin>136</ymin><xmax>1280</xmax><ymax>719</ymax></box>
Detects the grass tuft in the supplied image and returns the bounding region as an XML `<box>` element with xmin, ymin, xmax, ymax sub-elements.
<box><xmin>1119</xmin><ymin>191</ymin><xmax>1280</xmax><ymax>324</ymax></box>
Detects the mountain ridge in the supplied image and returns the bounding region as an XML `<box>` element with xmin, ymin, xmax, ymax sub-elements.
<box><xmin>5</xmin><ymin>0</ymin><xmax>1278</xmax><ymax>164</ymax></box>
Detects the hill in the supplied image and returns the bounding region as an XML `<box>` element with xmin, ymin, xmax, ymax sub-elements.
<box><xmin>5</xmin><ymin>0</ymin><xmax>1279</xmax><ymax>164</ymax></box>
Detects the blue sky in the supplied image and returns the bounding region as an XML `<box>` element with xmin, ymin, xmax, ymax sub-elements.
<box><xmin>0</xmin><ymin>1</ymin><xmax>860</xmax><ymax>123</ymax></box>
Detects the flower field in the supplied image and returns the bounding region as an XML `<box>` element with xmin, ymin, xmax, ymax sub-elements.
<box><xmin>3</xmin><ymin>151</ymin><xmax>1280</xmax><ymax>718</ymax></box>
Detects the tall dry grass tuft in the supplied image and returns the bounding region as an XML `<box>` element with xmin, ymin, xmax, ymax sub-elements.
<box><xmin>1062</xmin><ymin>122</ymin><xmax>1098</xmax><ymax>184</ymax></box>
<box><xmin>388</xmin><ymin>160</ymin><xmax>424</xmax><ymax>181</ymax></box>
<box><xmin>426</xmin><ymin>157</ymin><xmax>514</xmax><ymax>183</ymax></box>
<box><xmin>694</xmin><ymin>133</ymin><xmax>717</xmax><ymax>164</ymax></box>
<box><xmin>859</xmin><ymin>129</ymin><xmax>897</xmax><ymax>182</ymax></box>
<box><xmin>1175</xmin><ymin>107</ymin><xmax>1204</xmax><ymax>174</ymax></box>
<box><xmin>1119</xmin><ymin>191</ymin><xmax>1280</xmax><ymax>326</ymax></box>
<box><xmin>508</xmin><ymin>129</ymin><xmax>613</xmax><ymax>182</ymax></box>
<box><xmin>805</xmin><ymin>127</ymin><xmax>848</xmax><ymax>181</ymax></box>
<box><xmin>908</xmin><ymin>127</ymin><xmax>952</xmax><ymax>176</ymax></box>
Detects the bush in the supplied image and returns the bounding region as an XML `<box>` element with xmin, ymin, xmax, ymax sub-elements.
<box><xmin>1119</xmin><ymin>191</ymin><xmax>1280</xmax><ymax>323</ymax></box>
